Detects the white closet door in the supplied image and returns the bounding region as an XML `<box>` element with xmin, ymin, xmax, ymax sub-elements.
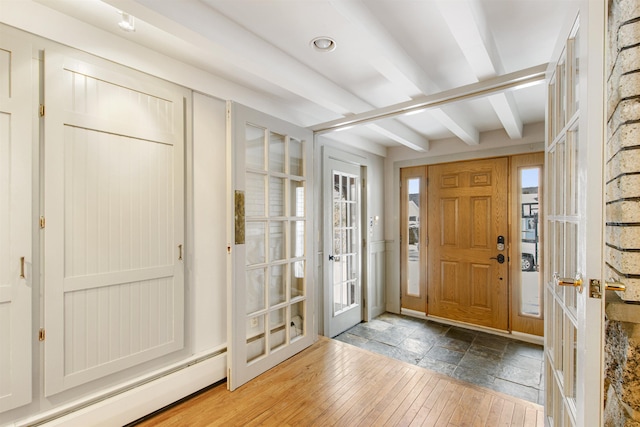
<box><xmin>0</xmin><ymin>29</ymin><xmax>32</xmax><ymax>413</ymax></box>
<box><xmin>43</xmin><ymin>48</ymin><xmax>185</xmax><ymax>395</ymax></box>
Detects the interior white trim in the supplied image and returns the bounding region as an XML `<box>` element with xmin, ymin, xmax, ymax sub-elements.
<box><xmin>13</xmin><ymin>349</ymin><xmax>226</xmax><ymax>427</ymax></box>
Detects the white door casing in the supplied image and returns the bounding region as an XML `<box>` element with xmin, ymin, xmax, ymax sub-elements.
<box><xmin>544</xmin><ymin>2</ymin><xmax>605</xmax><ymax>425</ymax></box>
<box><xmin>0</xmin><ymin>29</ymin><xmax>32</xmax><ymax>413</ymax></box>
<box><xmin>227</xmin><ymin>101</ymin><xmax>315</xmax><ymax>391</ymax></box>
<box><xmin>323</xmin><ymin>150</ymin><xmax>362</xmax><ymax>338</ymax></box>
<box><xmin>43</xmin><ymin>47</ymin><xmax>186</xmax><ymax>396</ymax></box>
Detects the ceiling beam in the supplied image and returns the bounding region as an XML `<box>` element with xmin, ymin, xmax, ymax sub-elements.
<box><xmin>367</xmin><ymin>122</ymin><xmax>429</xmax><ymax>152</ymax></box>
<box><xmin>436</xmin><ymin>0</ymin><xmax>524</xmax><ymax>139</ymax></box>
<box><xmin>105</xmin><ymin>0</ymin><xmax>428</xmax><ymax>151</ymax></box>
<box><xmin>329</xmin><ymin>0</ymin><xmax>478</xmax><ymax>146</ymax></box>
<box><xmin>311</xmin><ymin>64</ymin><xmax>546</xmax><ymax>134</ymax></box>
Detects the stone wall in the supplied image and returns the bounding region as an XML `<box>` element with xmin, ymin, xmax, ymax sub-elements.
<box><xmin>604</xmin><ymin>0</ymin><xmax>640</xmax><ymax>425</ymax></box>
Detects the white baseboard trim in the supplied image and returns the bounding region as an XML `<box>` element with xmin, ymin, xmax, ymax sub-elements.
<box><xmin>28</xmin><ymin>352</ymin><xmax>226</xmax><ymax>427</ymax></box>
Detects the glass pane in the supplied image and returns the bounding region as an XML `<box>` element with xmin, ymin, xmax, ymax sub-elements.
<box><xmin>269</xmin><ymin>177</ymin><xmax>285</xmax><ymax>217</ymax></box>
<box><xmin>269</xmin><ymin>132</ymin><xmax>285</xmax><ymax>173</ymax></box>
<box><xmin>269</xmin><ymin>308</ymin><xmax>286</xmax><ymax>351</ymax></box>
<box><xmin>555</xmin><ymin>140</ymin><xmax>566</xmax><ymax>216</ymax></box>
<box><xmin>569</xmin><ymin>129</ymin><xmax>579</xmax><ymax>216</ymax></box>
<box><xmin>246</xmin><ymin>314</ymin><xmax>266</xmax><ymax>363</ymax></box>
<box><xmin>568</xmin><ymin>321</ymin><xmax>578</xmax><ymax>400</ymax></box>
<box><xmin>549</xmin><ymin>79</ymin><xmax>557</xmax><ymax>140</ymax></box>
<box><xmin>291</xmin><ymin>260</ymin><xmax>304</xmax><ymax>299</ymax></box>
<box><xmin>245</xmin><ymin>173</ymin><xmax>266</xmax><ymax>217</ymax></box>
<box><xmin>548</xmin><ymin>220</ymin><xmax>556</xmax><ymax>280</ymax></box>
<box><xmin>546</xmin><ymin>288</ymin><xmax>555</xmax><ymax>363</ymax></box>
<box><xmin>333</xmin><ymin>173</ymin><xmax>341</xmax><ymax>200</ymax></box>
<box><xmin>246</xmin><ymin>268</ymin><xmax>266</xmax><ymax>314</ymax></box>
<box><xmin>555</xmin><ymin>222</ymin><xmax>565</xmax><ymax>303</ymax></box>
<box><xmin>290</xmin><ymin>221</ymin><xmax>305</xmax><ymax>258</ymax></box>
<box><xmin>289</xmin><ymin>138</ymin><xmax>304</xmax><ymax>176</ymax></box>
<box><xmin>519</xmin><ymin>167</ymin><xmax>541</xmax><ymax>317</ymax></box>
<box><xmin>333</xmin><ymin>279</ymin><xmax>345</xmax><ymax>315</ymax></box>
<box><xmin>269</xmin><ymin>264</ymin><xmax>286</xmax><ymax>306</ymax></box>
<box><xmin>246</xmin><ymin>222</ymin><xmax>266</xmax><ymax>265</ymax></box>
<box><xmin>290</xmin><ymin>180</ymin><xmax>304</xmax><ymax>217</ymax></box>
<box><xmin>246</xmin><ymin>124</ymin><xmax>265</xmax><ymax>170</ymax></box>
<box><xmin>572</xmin><ymin>33</ymin><xmax>580</xmax><ymax>114</ymax></box>
<box><xmin>291</xmin><ymin>301</ymin><xmax>304</xmax><ymax>342</ymax></box>
<box><xmin>407</xmin><ymin>177</ymin><xmax>420</xmax><ymax>296</ymax></box>
<box><xmin>548</xmin><ymin>149</ymin><xmax>556</xmax><ymax>215</ymax></box>
<box><xmin>554</xmin><ymin>299</ymin><xmax>564</xmax><ymax>374</ymax></box>
<box><xmin>565</xmin><ymin>222</ymin><xmax>578</xmax><ymax>312</ymax></box>
<box><xmin>349</xmin><ymin>280</ymin><xmax>356</xmax><ymax>306</ymax></box>
<box><xmin>558</xmin><ymin>53</ymin><xmax>567</xmax><ymax>130</ymax></box>
<box><xmin>269</xmin><ymin>221</ymin><xmax>285</xmax><ymax>262</ymax></box>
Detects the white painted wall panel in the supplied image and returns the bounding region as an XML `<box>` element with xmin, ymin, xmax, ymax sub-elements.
<box><xmin>191</xmin><ymin>93</ymin><xmax>227</xmax><ymax>353</ymax></box>
<box><xmin>44</xmin><ymin>48</ymin><xmax>185</xmax><ymax>396</ymax></box>
<box><xmin>0</xmin><ymin>31</ymin><xmax>32</xmax><ymax>413</ymax></box>
<box><xmin>63</xmin><ymin>127</ymin><xmax>174</xmax><ymax>277</ymax></box>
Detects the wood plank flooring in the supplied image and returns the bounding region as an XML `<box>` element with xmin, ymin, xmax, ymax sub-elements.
<box><xmin>135</xmin><ymin>337</ymin><xmax>544</xmax><ymax>426</ymax></box>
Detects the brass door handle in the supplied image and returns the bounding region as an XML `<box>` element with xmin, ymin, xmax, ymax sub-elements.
<box><xmin>554</xmin><ymin>272</ymin><xmax>583</xmax><ymax>293</ymax></box>
<box><xmin>605</xmin><ymin>280</ymin><xmax>626</xmax><ymax>292</ymax></box>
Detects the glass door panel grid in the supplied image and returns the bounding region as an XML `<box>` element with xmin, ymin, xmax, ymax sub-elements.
<box><xmin>245</xmin><ymin>124</ymin><xmax>307</xmax><ymax>364</ymax></box>
<box><xmin>546</xmin><ymin>26</ymin><xmax>580</xmax><ymax>424</ymax></box>
<box><xmin>332</xmin><ymin>171</ymin><xmax>359</xmax><ymax>316</ymax></box>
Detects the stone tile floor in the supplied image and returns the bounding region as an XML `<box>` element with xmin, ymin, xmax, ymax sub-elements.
<box><xmin>334</xmin><ymin>312</ymin><xmax>545</xmax><ymax>405</ymax></box>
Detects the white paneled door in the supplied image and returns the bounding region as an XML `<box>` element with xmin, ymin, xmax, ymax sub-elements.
<box><xmin>0</xmin><ymin>29</ymin><xmax>32</xmax><ymax>413</ymax></box>
<box><xmin>43</xmin><ymin>47</ymin><xmax>186</xmax><ymax>395</ymax></box>
<box><xmin>323</xmin><ymin>155</ymin><xmax>362</xmax><ymax>337</ymax></box>
<box><xmin>544</xmin><ymin>4</ymin><xmax>605</xmax><ymax>426</ymax></box>
<box><xmin>227</xmin><ymin>102</ymin><xmax>314</xmax><ymax>391</ymax></box>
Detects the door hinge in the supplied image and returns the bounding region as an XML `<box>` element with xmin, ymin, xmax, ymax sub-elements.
<box><xmin>39</xmin><ymin>104</ymin><xmax>45</xmax><ymax>117</ymax></box>
<box><xmin>39</xmin><ymin>216</ymin><xmax>45</xmax><ymax>229</ymax></box>
<box><xmin>362</xmin><ymin>178</ymin><xmax>366</xmax><ymax>188</ymax></box>
<box><xmin>39</xmin><ymin>329</ymin><xmax>45</xmax><ymax>341</ymax></box>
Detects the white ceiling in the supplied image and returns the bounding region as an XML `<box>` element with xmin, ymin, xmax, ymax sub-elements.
<box><xmin>33</xmin><ymin>0</ymin><xmax>579</xmax><ymax>155</ymax></box>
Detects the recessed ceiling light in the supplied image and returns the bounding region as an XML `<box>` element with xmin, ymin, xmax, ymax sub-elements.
<box><xmin>118</xmin><ymin>11</ymin><xmax>136</xmax><ymax>32</ymax></box>
<box><xmin>310</xmin><ymin>37</ymin><xmax>336</xmax><ymax>52</ymax></box>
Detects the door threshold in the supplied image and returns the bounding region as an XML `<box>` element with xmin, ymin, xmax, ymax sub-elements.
<box><xmin>400</xmin><ymin>310</ymin><xmax>543</xmax><ymax>346</ymax></box>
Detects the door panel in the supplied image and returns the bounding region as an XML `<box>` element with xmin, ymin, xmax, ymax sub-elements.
<box><xmin>428</xmin><ymin>158</ymin><xmax>509</xmax><ymax>330</ymax></box>
<box><xmin>400</xmin><ymin>167</ymin><xmax>427</xmax><ymax>313</ymax></box>
<box><xmin>44</xmin><ymin>48</ymin><xmax>185</xmax><ymax>395</ymax></box>
<box><xmin>545</xmin><ymin>6</ymin><xmax>605</xmax><ymax>425</ymax></box>
<box><xmin>0</xmin><ymin>30</ymin><xmax>32</xmax><ymax>413</ymax></box>
<box><xmin>323</xmin><ymin>155</ymin><xmax>361</xmax><ymax>337</ymax></box>
<box><xmin>228</xmin><ymin>101</ymin><xmax>314</xmax><ymax>390</ymax></box>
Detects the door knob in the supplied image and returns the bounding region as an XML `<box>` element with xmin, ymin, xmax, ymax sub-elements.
<box><xmin>490</xmin><ymin>254</ymin><xmax>505</xmax><ymax>264</ymax></box>
<box><xmin>554</xmin><ymin>272</ymin><xmax>583</xmax><ymax>293</ymax></box>
<box><xmin>605</xmin><ymin>280</ymin><xmax>626</xmax><ymax>292</ymax></box>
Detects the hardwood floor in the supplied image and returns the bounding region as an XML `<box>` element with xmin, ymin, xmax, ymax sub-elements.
<box><xmin>134</xmin><ymin>337</ymin><xmax>544</xmax><ymax>426</ymax></box>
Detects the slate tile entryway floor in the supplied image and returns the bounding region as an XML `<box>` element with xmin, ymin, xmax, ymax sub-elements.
<box><xmin>334</xmin><ymin>312</ymin><xmax>544</xmax><ymax>405</ymax></box>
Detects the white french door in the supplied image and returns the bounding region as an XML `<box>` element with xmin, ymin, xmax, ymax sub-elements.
<box><xmin>43</xmin><ymin>47</ymin><xmax>186</xmax><ymax>395</ymax></box>
<box><xmin>0</xmin><ymin>29</ymin><xmax>32</xmax><ymax>413</ymax></box>
<box><xmin>323</xmin><ymin>152</ymin><xmax>361</xmax><ymax>338</ymax></box>
<box><xmin>227</xmin><ymin>101</ymin><xmax>314</xmax><ymax>391</ymax></box>
<box><xmin>545</xmin><ymin>3</ymin><xmax>605</xmax><ymax>426</ymax></box>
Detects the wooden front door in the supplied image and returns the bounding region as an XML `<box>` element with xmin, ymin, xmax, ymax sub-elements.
<box><xmin>427</xmin><ymin>157</ymin><xmax>509</xmax><ymax>330</ymax></box>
